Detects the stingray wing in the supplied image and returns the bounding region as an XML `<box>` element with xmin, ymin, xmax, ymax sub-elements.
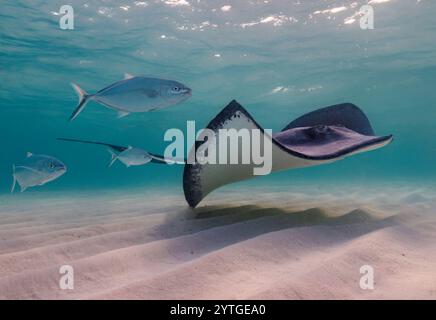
<box><xmin>281</xmin><ymin>102</ymin><xmax>375</xmax><ymax>135</ymax></box>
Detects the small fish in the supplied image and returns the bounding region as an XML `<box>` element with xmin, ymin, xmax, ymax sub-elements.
<box><xmin>56</xmin><ymin>138</ymin><xmax>185</xmax><ymax>167</ymax></box>
<box><xmin>11</xmin><ymin>153</ymin><xmax>67</xmax><ymax>193</ymax></box>
<box><xmin>108</xmin><ymin>146</ymin><xmax>152</xmax><ymax>167</ymax></box>
<box><xmin>69</xmin><ymin>74</ymin><xmax>192</xmax><ymax>121</ymax></box>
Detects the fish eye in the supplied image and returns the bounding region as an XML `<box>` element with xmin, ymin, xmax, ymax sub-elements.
<box><xmin>48</xmin><ymin>163</ymin><xmax>55</xmax><ymax>169</ymax></box>
<box><xmin>173</xmin><ymin>87</ymin><xmax>180</xmax><ymax>91</ymax></box>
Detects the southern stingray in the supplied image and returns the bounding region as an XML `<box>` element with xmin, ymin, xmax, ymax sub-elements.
<box><xmin>183</xmin><ymin>100</ymin><xmax>393</xmax><ymax>207</ymax></box>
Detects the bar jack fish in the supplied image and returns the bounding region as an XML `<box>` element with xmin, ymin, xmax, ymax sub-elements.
<box><xmin>11</xmin><ymin>153</ymin><xmax>67</xmax><ymax>193</ymax></box>
<box><xmin>69</xmin><ymin>74</ymin><xmax>192</xmax><ymax>121</ymax></box>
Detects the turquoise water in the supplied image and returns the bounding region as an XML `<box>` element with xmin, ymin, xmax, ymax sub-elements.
<box><xmin>1</xmin><ymin>0</ymin><xmax>435</xmax><ymax>195</ymax></box>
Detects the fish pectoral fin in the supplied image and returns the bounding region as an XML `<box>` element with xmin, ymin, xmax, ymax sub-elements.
<box><xmin>117</xmin><ymin>111</ymin><xmax>130</xmax><ymax>118</ymax></box>
<box><xmin>124</xmin><ymin>73</ymin><xmax>134</xmax><ymax>79</ymax></box>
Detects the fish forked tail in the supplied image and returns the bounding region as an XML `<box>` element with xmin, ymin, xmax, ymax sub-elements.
<box><xmin>69</xmin><ymin>83</ymin><xmax>91</xmax><ymax>121</ymax></box>
<box><xmin>107</xmin><ymin>149</ymin><xmax>118</xmax><ymax>167</ymax></box>
<box><xmin>11</xmin><ymin>165</ymin><xmax>16</xmax><ymax>193</ymax></box>
<box><xmin>11</xmin><ymin>165</ymin><xmax>28</xmax><ymax>193</ymax></box>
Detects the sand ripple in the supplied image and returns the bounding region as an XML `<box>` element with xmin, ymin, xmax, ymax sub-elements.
<box><xmin>0</xmin><ymin>185</ymin><xmax>435</xmax><ymax>299</ymax></box>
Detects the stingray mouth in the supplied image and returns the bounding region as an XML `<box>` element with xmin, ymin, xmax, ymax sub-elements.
<box><xmin>276</xmin><ymin>125</ymin><xmax>345</xmax><ymax>144</ymax></box>
<box><xmin>274</xmin><ymin>126</ymin><xmax>392</xmax><ymax>160</ymax></box>
<box><xmin>273</xmin><ymin>125</ymin><xmax>392</xmax><ymax>159</ymax></box>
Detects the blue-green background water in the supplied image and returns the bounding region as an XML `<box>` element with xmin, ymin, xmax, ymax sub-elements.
<box><xmin>1</xmin><ymin>0</ymin><xmax>435</xmax><ymax>195</ymax></box>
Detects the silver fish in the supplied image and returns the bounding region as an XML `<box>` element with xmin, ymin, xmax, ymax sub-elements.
<box><xmin>69</xmin><ymin>74</ymin><xmax>192</xmax><ymax>121</ymax></box>
<box><xmin>108</xmin><ymin>146</ymin><xmax>152</xmax><ymax>167</ymax></box>
<box><xmin>11</xmin><ymin>153</ymin><xmax>67</xmax><ymax>193</ymax></box>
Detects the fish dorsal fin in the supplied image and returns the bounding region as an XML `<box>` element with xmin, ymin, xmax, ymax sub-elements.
<box><xmin>26</xmin><ymin>152</ymin><xmax>33</xmax><ymax>158</ymax></box>
<box><xmin>117</xmin><ymin>111</ymin><xmax>130</xmax><ymax>118</ymax></box>
<box><xmin>124</xmin><ymin>73</ymin><xmax>134</xmax><ymax>80</ymax></box>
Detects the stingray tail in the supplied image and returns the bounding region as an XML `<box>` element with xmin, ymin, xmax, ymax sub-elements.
<box><xmin>107</xmin><ymin>149</ymin><xmax>118</xmax><ymax>167</ymax></box>
<box><xmin>10</xmin><ymin>165</ymin><xmax>16</xmax><ymax>194</ymax></box>
<box><xmin>69</xmin><ymin>83</ymin><xmax>91</xmax><ymax>121</ymax></box>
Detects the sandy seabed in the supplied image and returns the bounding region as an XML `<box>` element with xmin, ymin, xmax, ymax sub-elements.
<box><xmin>0</xmin><ymin>183</ymin><xmax>435</xmax><ymax>300</ymax></box>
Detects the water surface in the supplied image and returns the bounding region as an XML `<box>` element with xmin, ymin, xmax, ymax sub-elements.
<box><xmin>1</xmin><ymin>0</ymin><xmax>435</xmax><ymax>195</ymax></box>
